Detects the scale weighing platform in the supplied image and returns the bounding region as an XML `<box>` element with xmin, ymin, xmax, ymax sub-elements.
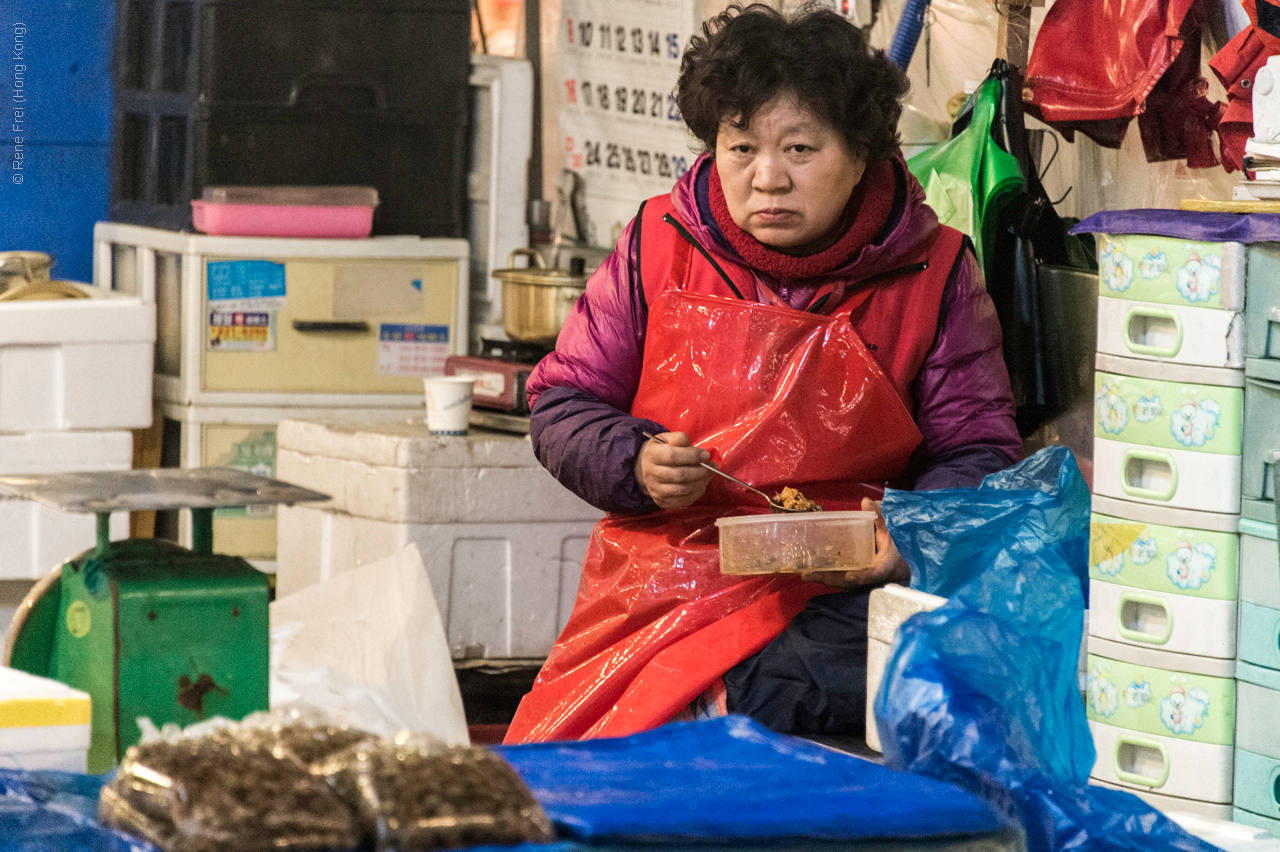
<box><xmin>0</xmin><ymin>468</ymin><xmax>327</xmax><ymax>772</ymax></box>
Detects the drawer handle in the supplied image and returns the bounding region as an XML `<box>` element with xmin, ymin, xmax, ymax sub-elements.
<box><xmin>1124</xmin><ymin>306</ymin><xmax>1183</xmax><ymax>358</ymax></box>
<box><xmin>1114</xmin><ymin>733</ymin><xmax>1170</xmax><ymax>789</ymax></box>
<box><xmin>1116</xmin><ymin>591</ymin><xmax>1173</xmax><ymax>645</ymax></box>
<box><xmin>292</xmin><ymin>320</ymin><xmax>371</xmax><ymax>333</ymax></box>
<box><xmin>1120</xmin><ymin>449</ymin><xmax>1178</xmax><ymax>502</ymax></box>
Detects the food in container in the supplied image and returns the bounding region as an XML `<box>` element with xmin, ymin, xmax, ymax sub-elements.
<box><xmin>716</xmin><ymin>510</ymin><xmax>876</xmax><ymax>575</ymax></box>
<box><xmin>773</xmin><ymin>486</ymin><xmax>822</xmax><ymax>512</ymax></box>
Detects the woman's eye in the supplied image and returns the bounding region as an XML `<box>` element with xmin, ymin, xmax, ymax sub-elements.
<box><xmin>791</xmin><ymin>145</ymin><xmax>812</xmax><ymax>153</ymax></box>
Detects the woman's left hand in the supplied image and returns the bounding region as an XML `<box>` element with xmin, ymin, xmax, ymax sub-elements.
<box><xmin>801</xmin><ymin>497</ymin><xmax>910</xmax><ymax>589</ymax></box>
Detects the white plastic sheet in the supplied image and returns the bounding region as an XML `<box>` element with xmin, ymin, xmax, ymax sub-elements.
<box><xmin>269</xmin><ymin>544</ymin><xmax>469</xmax><ymax>746</ymax></box>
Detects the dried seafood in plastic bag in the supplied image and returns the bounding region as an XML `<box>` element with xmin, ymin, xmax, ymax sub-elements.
<box><xmin>98</xmin><ymin>722</ymin><xmax>369</xmax><ymax>852</ymax></box>
<box><xmin>322</xmin><ymin>734</ymin><xmax>556</xmax><ymax>852</ymax></box>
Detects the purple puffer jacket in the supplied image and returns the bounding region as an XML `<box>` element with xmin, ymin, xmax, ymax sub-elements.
<box><xmin>527</xmin><ymin>153</ymin><xmax>1022</xmax><ymax>514</ymax></box>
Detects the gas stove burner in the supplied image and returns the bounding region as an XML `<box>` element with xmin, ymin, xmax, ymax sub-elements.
<box><xmin>479</xmin><ymin>338</ymin><xmax>554</xmax><ymax>364</ymax></box>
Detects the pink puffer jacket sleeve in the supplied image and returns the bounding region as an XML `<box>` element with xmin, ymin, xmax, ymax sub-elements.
<box><xmin>525</xmin><ymin>217</ymin><xmax>647</xmax><ymax>411</ymax></box>
<box><xmin>909</xmin><ymin>247</ymin><xmax>1023</xmax><ymax>489</ymax></box>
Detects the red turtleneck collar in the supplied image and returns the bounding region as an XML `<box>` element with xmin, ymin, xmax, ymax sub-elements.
<box><xmin>707</xmin><ymin>158</ymin><xmax>896</xmax><ymax>279</ymax></box>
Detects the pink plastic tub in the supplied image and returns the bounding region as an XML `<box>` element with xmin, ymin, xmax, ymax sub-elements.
<box><xmin>191</xmin><ymin>186</ymin><xmax>379</xmax><ymax>238</ymax></box>
<box><xmin>192</xmin><ymin>200</ymin><xmax>375</xmax><ymax>238</ymax></box>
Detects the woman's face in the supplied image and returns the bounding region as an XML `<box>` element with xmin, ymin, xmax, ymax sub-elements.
<box><xmin>714</xmin><ymin>94</ymin><xmax>867</xmax><ymax>250</ymax></box>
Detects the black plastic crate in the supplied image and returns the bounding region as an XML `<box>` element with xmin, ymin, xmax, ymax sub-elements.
<box><xmin>110</xmin><ymin>0</ymin><xmax>470</xmax><ymax>237</ymax></box>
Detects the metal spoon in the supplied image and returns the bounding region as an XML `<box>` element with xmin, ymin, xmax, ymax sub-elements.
<box><xmin>641</xmin><ymin>432</ymin><xmax>819</xmax><ymax>513</ymax></box>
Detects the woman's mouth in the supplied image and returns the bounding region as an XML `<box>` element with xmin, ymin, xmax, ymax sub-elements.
<box><xmin>752</xmin><ymin>209</ymin><xmax>797</xmax><ymax>224</ymax></box>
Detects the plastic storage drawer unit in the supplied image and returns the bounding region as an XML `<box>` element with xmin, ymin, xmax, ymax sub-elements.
<box><xmin>1242</xmin><ymin>359</ymin><xmax>1280</xmax><ymax>504</ymax></box>
<box><xmin>1094</xmin><ymin>234</ymin><xmax>1245</xmax><ymax>370</ymax></box>
<box><xmin>274</xmin><ymin>418</ymin><xmax>605</xmax><ymax>659</ymax></box>
<box><xmin>1088</xmin><ymin>496</ymin><xmax>1238</xmax><ymax>658</ymax></box>
<box><xmin>1092</xmin><ymin>356</ymin><xmax>1244</xmax><ymax>515</ymax></box>
<box><xmin>1234</xmin><ymin>661</ymin><xmax>1280</xmax><ymax>826</ymax></box>
<box><xmin>93</xmin><ymin>223</ymin><xmax>468</xmax><ymax>409</ymax></box>
<box><xmin>1240</xmin><ymin>517</ymin><xmax>1279</xmax><ymax>610</ymax></box>
<box><xmin>1086</xmin><ymin>637</ymin><xmax>1235</xmax><ymax>803</ymax></box>
<box><xmin>1244</xmin><ymin>242</ymin><xmax>1280</xmax><ymax>361</ymax></box>
<box><xmin>158</xmin><ymin>402</ymin><xmax>422</xmax><ymax>568</ymax></box>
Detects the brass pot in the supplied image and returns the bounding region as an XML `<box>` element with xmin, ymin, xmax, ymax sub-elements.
<box><xmin>0</xmin><ymin>251</ymin><xmax>87</xmax><ymax>301</ymax></box>
<box><xmin>496</xmin><ymin>249</ymin><xmax>587</xmax><ymax>345</ymax></box>
<box><xmin>0</xmin><ymin>251</ymin><xmax>52</xmax><ymax>291</ymax></box>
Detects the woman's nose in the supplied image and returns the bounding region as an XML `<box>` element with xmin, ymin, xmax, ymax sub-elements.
<box><xmin>752</xmin><ymin>154</ymin><xmax>790</xmax><ymax>193</ymax></box>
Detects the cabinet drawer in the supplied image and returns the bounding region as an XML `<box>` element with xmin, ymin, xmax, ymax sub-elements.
<box><xmin>1089</xmin><ymin>720</ymin><xmax>1233</xmax><ymax>803</ymax></box>
<box><xmin>1239</xmin><ymin>601</ymin><xmax>1280</xmax><ymax>672</ymax></box>
<box><xmin>1093</xmin><ymin>438</ymin><xmax>1241</xmax><ymax>514</ymax></box>
<box><xmin>1089</xmin><ymin>579</ymin><xmax>1236</xmax><ymax>658</ymax></box>
<box><xmin>1097</xmin><ymin>299</ymin><xmax>1241</xmax><ymax>369</ymax></box>
<box><xmin>1096</xmin><ymin>233</ymin><xmax>1244</xmax><ymax>310</ymax></box>
<box><xmin>201</xmin><ymin>258</ymin><xmax>462</xmax><ymax>395</ymax></box>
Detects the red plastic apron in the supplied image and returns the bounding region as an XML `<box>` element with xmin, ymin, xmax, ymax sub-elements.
<box><xmin>506</xmin><ymin>268</ymin><xmax>926</xmax><ymax>743</ymax></box>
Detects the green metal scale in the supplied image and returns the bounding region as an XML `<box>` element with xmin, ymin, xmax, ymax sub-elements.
<box><xmin>0</xmin><ymin>469</ymin><xmax>327</xmax><ymax>772</ymax></box>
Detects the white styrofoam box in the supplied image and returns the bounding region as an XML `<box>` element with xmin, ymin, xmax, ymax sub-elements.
<box><xmin>277</xmin><ymin>503</ymin><xmax>594</xmax><ymax>659</ymax></box>
<box><xmin>1093</xmin><ymin>438</ymin><xmax>1242</xmax><ymax>514</ymax></box>
<box><xmin>159</xmin><ymin>403</ymin><xmax>423</xmax><ymax>569</ymax></box>
<box><xmin>1241</xmin><ymin>519</ymin><xmax>1280</xmax><ymax>609</ymax></box>
<box><xmin>0</xmin><ymin>666</ymin><xmax>90</xmax><ymax>772</ymax></box>
<box><xmin>1097</xmin><ymin>298</ymin><xmax>1243</xmax><ymax>369</ymax></box>
<box><xmin>864</xmin><ymin>584</ymin><xmax>945</xmax><ymax>753</ymax></box>
<box><xmin>1086</xmin><ymin>637</ymin><xmax>1235</xmax><ymax>803</ymax></box>
<box><xmin>0</xmin><ymin>283</ymin><xmax>153</xmax><ymax>432</ymax></box>
<box><xmin>273</xmin><ymin>418</ymin><xmax>605</xmax><ymax>658</ymax></box>
<box><xmin>1089</xmin><ymin>580</ymin><xmax>1236</xmax><ymax>658</ymax></box>
<box><xmin>1089</xmin><ymin>779</ymin><xmax>1235</xmax><ymax>822</ymax></box>
<box><xmin>92</xmin><ymin>222</ymin><xmax>468</xmax><ymax>409</ymax></box>
<box><xmin>0</xmin><ymin>430</ymin><xmax>132</xmax><ymax>579</ymax></box>
<box><xmin>468</xmin><ymin>55</ymin><xmax>533</xmax><ymax>346</ymax></box>
<box><xmin>274</xmin><ymin>419</ymin><xmax>603</xmax><ymax>525</ymax></box>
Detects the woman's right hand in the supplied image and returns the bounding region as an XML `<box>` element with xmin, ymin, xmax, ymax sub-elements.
<box><xmin>635</xmin><ymin>431</ymin><xmax>714</xmax><ymax>509</ymax></box>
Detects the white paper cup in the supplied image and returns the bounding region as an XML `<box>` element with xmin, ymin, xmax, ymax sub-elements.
<box><xmin>424</xmin><ymin>376</ymin><xmax>476</xmax><ymax>435</ymax></box>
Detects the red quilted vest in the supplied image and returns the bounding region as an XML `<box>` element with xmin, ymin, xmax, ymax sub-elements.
<box><xmin>635</xmin><ymin>194</ymin><xmax>967</xmax><ymax>415</ymax></box>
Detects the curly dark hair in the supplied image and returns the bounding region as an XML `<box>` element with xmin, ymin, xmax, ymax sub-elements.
<box><xmin>676</xmin><ymin>4</ymin><xmax>909</xmax><ymax>164</ymax></box>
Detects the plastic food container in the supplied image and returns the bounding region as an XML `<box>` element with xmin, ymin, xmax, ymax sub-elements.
<box><xmin>192</xmin><ymin>186</ymin><xmax>379</xmax><ymax>238</ymax></box>
<box><xmin>716</xmin><ymin>510</ymin><xmax>876</xmax><ymax>576</ymax></box>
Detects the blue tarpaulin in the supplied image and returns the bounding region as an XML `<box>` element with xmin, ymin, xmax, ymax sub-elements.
<box><xmin>495</xmin><ymin>716</ymin><xmax>1009</xmax><ymax>842</ymax></box>
<box><xmin>1</xmin><ymin>717</ymin><xmax>1009</xmax><ymax>852</ymax></box>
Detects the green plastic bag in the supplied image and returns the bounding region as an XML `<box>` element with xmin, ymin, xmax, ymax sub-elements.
<box><xmin>907</xmin><ymin>77</ymin><xmax>1025</xmax><ymax>274</ymax></box>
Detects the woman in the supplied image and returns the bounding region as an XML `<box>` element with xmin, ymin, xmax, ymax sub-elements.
<box><xmin>506</xmin><ymin>4</ymin><xmax>1020</xmax><ymax>743</ymax></box>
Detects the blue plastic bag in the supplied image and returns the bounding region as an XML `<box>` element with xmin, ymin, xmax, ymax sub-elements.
<box><xmin>883</xmin><ymin>444</ymin><xmax>1091</xmax><ymax>600</ymax></box>
<box><xmin>0</xmin><ymin>768</ymin><xmax>157</xmax><ymax>852</ymax></box>
<box><xmin>875</xmin><ymin>447</ymin><xmax>1220</xmax><ymax>852</ymax></box>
